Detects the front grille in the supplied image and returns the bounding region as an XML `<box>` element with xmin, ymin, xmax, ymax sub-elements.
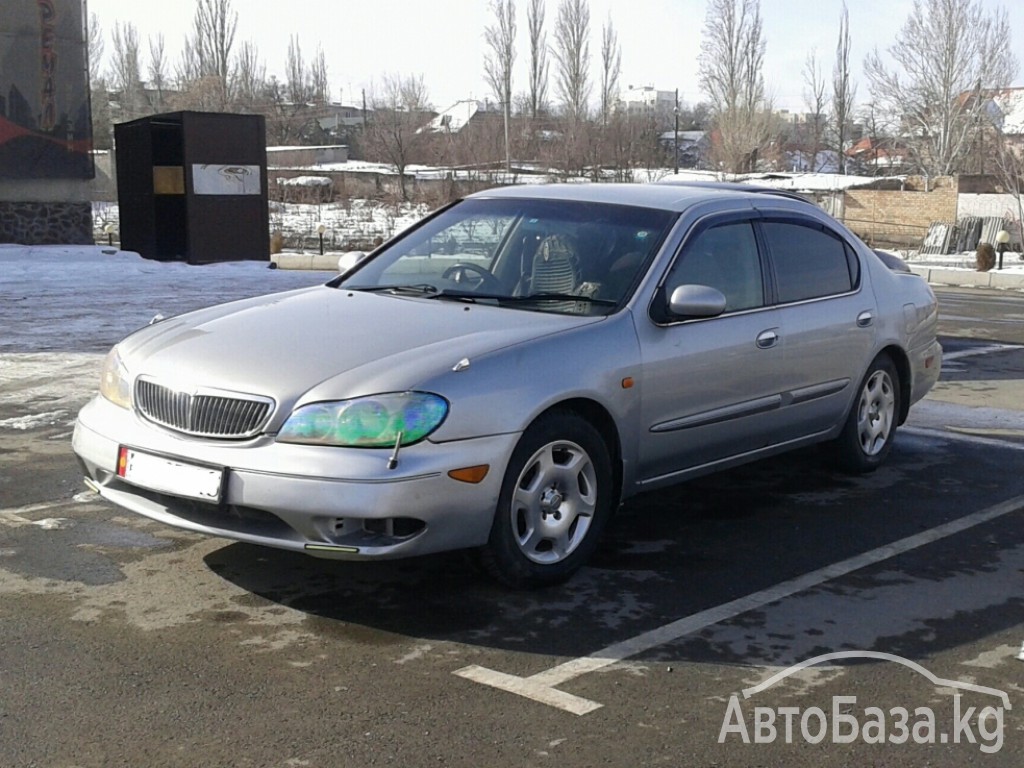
<box><xmin>134</xmin><ymin>378</ymin><xmax>274</xmax><ymax>438</ymax></box>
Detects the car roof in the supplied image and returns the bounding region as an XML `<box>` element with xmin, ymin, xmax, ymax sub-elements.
<box><xmin>466</xmin><ymin>181</ymin><xmax>815</xmax><ymax>213</ymax></box>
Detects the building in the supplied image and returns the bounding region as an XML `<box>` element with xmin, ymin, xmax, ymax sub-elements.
<box><xmin>659</xmin><ymin>130</ymin><xmax>709</xmax><ymax>169</ymax></box>
<box><xmin>419</xmin><ymin>100</ymin><xmax>498</xmax><ymax>134</ymax></box>
<box><xmin>618</xmin><ymin>86</ymin><xmax>676</xmax><ymax>122</ymax></box>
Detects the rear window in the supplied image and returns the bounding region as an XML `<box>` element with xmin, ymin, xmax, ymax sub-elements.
<box><xmin>762</xmin><ymin>221</ymin><xmax>857</xmax><ymax>303</ymax></box>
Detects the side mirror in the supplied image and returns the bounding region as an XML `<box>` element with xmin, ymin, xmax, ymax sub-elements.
<box><xmin>668</xmin><ymin>284</ymin><xmax>727</xmax><ymax>318</ymax></box>
<box><xmin>338</xmin><ymin>251</ymin><xmax>367</xmax><ymax>274</ymax></box>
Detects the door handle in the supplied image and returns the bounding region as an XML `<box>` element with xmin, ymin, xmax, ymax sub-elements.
<box><xmin>756</xmin><ymin>329</ymin><xmax>779</xmax><ymax>349</ymax></box>
<box><xmin>857</xmin><ymin>310</ymin><xmax>874</xmax><ymax>328</ymax></box>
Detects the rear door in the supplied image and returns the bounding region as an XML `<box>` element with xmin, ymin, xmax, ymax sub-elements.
<box><xmin>757</xmin><ymin>215</ymin><xmax>877</xmax><ymax>444</ymax></box>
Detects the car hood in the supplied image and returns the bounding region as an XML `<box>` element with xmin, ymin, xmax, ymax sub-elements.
<box><xmin>120</xmin><ymin>285</ymin><xmax>600</xmax><ymax>409</ymax></box>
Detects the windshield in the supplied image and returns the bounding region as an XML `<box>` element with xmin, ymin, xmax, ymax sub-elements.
<box><xmin>335</xmin><ymin>197</ymin><xmax>676</xmax><ymax>315</ymax></box>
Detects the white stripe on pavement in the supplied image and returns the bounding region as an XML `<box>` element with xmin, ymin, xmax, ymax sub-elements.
<box><xmin>455</xmin><ymin>494</ymin><xmax>1024</xmax><ymax>714</ymax></box>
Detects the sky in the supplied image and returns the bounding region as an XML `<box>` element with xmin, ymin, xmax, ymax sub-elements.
<box><xmin>85</xmin><ymin>0</ymin><xmax>1024</xmax><ymax>112</ymax></box>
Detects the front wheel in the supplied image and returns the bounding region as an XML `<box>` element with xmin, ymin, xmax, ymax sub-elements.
<box><xmin>834</xmin><ymin>354</ymin><xmax>900</xmax><ymax>474</ymax></box>
<box><xmin>481</xmin><ymin>410</ymin><xmax>613</xmax><ymax>588</ymax></box>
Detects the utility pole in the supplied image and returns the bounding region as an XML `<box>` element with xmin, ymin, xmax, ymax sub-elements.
<box><xmin>674</xmin><ymin>88</ymin><xmax>680</xmax><ymax>175</ymax></box>
<box><xmin>504</xmin><ymin>100</ymin><xmax>511</xmax><ymax>174</ymax></box>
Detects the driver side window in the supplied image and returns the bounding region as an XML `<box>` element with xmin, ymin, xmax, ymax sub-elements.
<box><xmin>665</xmin><ymin>221</ymin><xmax>764</xmax><ymax>312</ymax></box>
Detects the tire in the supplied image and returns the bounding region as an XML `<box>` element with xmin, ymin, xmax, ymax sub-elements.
<box><xmin>834</xmin><ymin>354</ymin><xmax>901</xmax><ymax>474</ymax></box>
<box><xmin>481</xmin><ymin>410</ymin><xmax>613</xmax><ymax>589</ymax></box>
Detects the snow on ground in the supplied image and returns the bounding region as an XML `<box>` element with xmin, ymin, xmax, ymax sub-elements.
<box><xmin>887</xmin><ymin>248</ymin><xmax>1024</xmax><ymax>273</ymax></box>
<box><xmin>1</xmin><ymin>244</ymin><xmax>337</xmax><ymax>434</ymax></box>
<box><xmin>1</xmin><ymin>244</ymin><xmax>332</xmax><ymax>354</ymax></box>
<box><xmin>92</xmin><ymin>199</ymin><xmax>430</xmax><ymax>253</ymax></box>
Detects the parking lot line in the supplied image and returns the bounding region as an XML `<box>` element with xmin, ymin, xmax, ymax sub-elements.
<box><xmin>0</xmin><ymin>496</ymin><xmax>96</xmax><ymax>528</ymax></box>
<box><xmin>941</xmin><ymin>342</ymin><xmax>1023</xmax><ymax>362</ymax></box>
<box><xmin>454</xmin><ymin>493</ymin><xmax>1024</xmax><ymax>714</ymax></box>
<box><xmin>903</xmin><ymin>426</ymin><xmax>1024</xmax><ymax>451</ymax></box>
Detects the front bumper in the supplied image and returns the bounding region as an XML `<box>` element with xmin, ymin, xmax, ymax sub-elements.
<box><xmin>73</xmin><ymin>396</ymin><xmax>519</xmax><ymax>559</ymax></box>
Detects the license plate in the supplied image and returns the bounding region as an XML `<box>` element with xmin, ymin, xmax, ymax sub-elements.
<box><xmin>117</xmin><ymin>447</ymin><xmax>223</xmax><ymax>503</ymax></box>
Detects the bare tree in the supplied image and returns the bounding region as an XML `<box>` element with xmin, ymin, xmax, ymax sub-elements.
<box><xmin>311</xmin><ymin>45</ymin><xmax>330</xmax><ymax>104</ymax></box>
<box><xmin>864</xmin><ymin>0</ymin><xmax>1018</xmax><ymax>176</ymax></box>
<box><xmin>992</xmin><ymin>145</ymin><xmax>1023</xmax><ymax>244</ymax></box>
<box><xmin>232</xmin><ymin>40</ymin><xmax>265</xmax><ymax>111</ymax></box>
<box><xmin>148</xmin><ymin>34</ymin><xmax>168</xmax><ymax>112</ymax></box>
<box><xmin>286</xmin><ymin>35</ymin><xmax>312</xmax><ymax>105</ymax></box>
<box><xmin>86</xmin><ymin>13</ymin><xmax>112</xmax><ymax>149</ymax></box>
<box><xmin>801</xmin><ymin>50</ymin><xmax>827</xmax><ymax>171</ymax></box>
<box><xmin>852</xmin><ymin>100</ymin><xmax>896</xmax><ymax>175</ymax></box>
<box><xmin>527</xmin><ymin>0</ymin><xmax>549</xmax><ymax>120</ymax></box>
<box><xmin>484</xmin><ymin>0</ymin><xmax>516</xmax><ymax>171</ymax></box>
<box><xmin>552</xmin><ymin>0</ymin><xmax>590</xmax><ymax>124</ymax></box>
<box><xmin>831</xmin><ymin>1</ymin><xmax>856</xmax><ymax>174</ymax></box>
<box><xmin>87</xmin><ymin>12</ymin><xmax>105</xmax><ymax>86</ymax></box>
<box><xmin>175</xmin><ymin>38</ymin><xmax>201</xmax><ymax>90</ymax></box>
<box><xmin>191</xmin><ymin>0</ymin><xmax>238</xmax><ymax>106</ymax></box>
<box><xmin>599</xmin><ymin>15</ymin><xmax>621</xmax><ymax>126</ymax></box>
<box><xmin>364</xmin><ymin>74</ymin><xmax>431</xmax><ymax>201</ymax></box>
<box><xmin>698</xmin><ymin>0</ymin><xmax>774</xmax><ymax>173</ymax></box>
<box><xmin>109</xmin><ymin>21</ymin><xmax>144</xmax><ymax>121</ymax></box>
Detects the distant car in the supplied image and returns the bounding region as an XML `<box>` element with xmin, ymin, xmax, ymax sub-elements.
<box><xmin>73</xmin><ymin>183</ymin><xmax>942</xmax><ymax>588</ymax></box>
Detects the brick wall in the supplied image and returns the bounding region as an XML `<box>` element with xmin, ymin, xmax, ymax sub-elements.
<box><xmin>842</xmin><ymin>176</ymin><xmax>959</xmax><ymax>247</ymax></box>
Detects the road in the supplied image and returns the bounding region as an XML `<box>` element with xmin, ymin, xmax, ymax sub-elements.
<box><xmin>2</xmin><ymin>254</ymin><xmax>1023</xmax><ymax>767</ymax></box>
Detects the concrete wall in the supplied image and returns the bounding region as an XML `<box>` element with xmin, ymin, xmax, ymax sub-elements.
<box><xmin>841</xmin><ymin>176</ymin><xmax>959</xmax><ymax>247</ymax></box>
<box><xmin>266</xmin><ymin>146</ymin><xmax>350</xmax><ymax>166</ymax></box>
<box><xmin>268</xmin><ymin>168</ymin><xmax>494</xmax><ymax>204</ymax></box>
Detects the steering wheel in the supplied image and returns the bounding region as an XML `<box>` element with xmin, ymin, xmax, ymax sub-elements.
<box><xmin>441</xmin><ymin>262</ymin><xmax>504</xmax><ymax>292</ymax></box>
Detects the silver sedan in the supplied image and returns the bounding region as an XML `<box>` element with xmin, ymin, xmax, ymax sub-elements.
<box><xmin>73</xmin><ymin>183</ymin><xmax>942</xmax><ymax>587</ymax></box>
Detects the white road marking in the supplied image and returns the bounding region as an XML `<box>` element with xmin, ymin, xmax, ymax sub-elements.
<box><xmin>903</xmin><ymin>425</ymin><xmax>1024</xmax><ymax>451</ymax></box>
<box><xmin>941</xmin><ymin>343</ymin><xmax>1023</xmax><ymax>362</ymax></box>
<box><xmin>0</xmin><ymin>497</ymin><xmax>92</xmax><ymax>527</ymax></box>
<box><xmin>455</xmin><ymin>494</ymin><xmax>1024</xmax><ymax>714</ymax></box>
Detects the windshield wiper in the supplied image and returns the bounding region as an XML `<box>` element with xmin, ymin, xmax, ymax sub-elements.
<box><xmin>346</xmin><ymin>284</ymin><xmax>441</xmax><ymax>296</ymax></box>
<box><xmin>501</xmin><ymin>293</ymin><xmax>617</xmax><ymax>306</ymax></box>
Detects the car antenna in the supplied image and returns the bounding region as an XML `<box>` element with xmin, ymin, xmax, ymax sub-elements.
<box><xmin>387</xmin><ymin>431</ymin><xmax>404</xmax><ymax>470</ymax></box>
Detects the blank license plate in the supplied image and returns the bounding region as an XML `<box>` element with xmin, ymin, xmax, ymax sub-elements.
<box><xmin>118</xmin><ymin>447</ymin><xmax>223</xmax><ymax>503</ymax></box>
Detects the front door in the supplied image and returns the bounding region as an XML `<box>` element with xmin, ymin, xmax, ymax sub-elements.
<box><xmin>635</xmin><ymin>218</ymin><xmax>783</xmax><ymax>483</ymax></box>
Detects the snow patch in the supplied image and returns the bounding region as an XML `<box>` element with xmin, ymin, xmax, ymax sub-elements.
<box><xmin>0</xmin><ymin>411</ymin><xmax>66</xmax><ymax>430</ymax></box>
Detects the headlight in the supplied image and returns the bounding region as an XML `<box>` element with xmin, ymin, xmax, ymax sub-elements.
<box><xmin>99</xmin><ymin>347</ymin><xmax>132</xmax><ymax>409</ymax></box>
<box><xmin>277</xmin><ymin>392</ymin><xmax>449</xmax><ymax>447</ymax></box>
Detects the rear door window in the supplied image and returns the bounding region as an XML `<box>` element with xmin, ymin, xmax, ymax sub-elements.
<box><xmin>761</xmin><ymin>221</ymin><xmax>857</xmax><ymax>303</ymax></box>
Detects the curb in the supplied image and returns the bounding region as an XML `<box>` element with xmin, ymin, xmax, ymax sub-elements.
<box><xmin>909</xmin><ymin>265</ymin><xmax>1024</xmax><ymax>290</ymax></box>
<box><xmin>270</xmin><ymin>252</ymin><xmax>339</xmax><ymax>271</ymax></box>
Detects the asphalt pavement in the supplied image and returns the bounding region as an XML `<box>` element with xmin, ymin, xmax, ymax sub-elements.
<box><xmin>1</xmin><ymin>247</ymin><xmax>1023</xmax><ymax>767</ymax></box>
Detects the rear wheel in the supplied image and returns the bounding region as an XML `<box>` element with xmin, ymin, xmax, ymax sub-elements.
<box><xmin>834</xmin><ymin>354</ymin><xmax>900</xmax><ymax>473</ymax></box>
<box><xmin>481</xmin><ymin>410</ymin><xmax>612</xmax><ymax>588</ymax></box>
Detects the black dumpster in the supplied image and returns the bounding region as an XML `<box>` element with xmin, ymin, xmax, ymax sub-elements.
<box><xmin>114</xmin><ymin>111</ymin><xmax>269</xmax><ymax>263</ymax></box>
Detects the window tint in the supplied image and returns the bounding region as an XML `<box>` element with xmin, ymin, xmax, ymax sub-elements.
<box><xmin>762</xmin><ymin>221</ymin><xmax>854</xmax><ymax>303</ymax></box>
<box><xmin>665</xmin><ymin>221</ymin><xmax>763</xmax><ymax>312</ymax></box>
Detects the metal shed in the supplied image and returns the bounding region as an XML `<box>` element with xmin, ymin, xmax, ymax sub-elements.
<box><xmin>114</xmin><ymin>111</ymin><xmax>269</xmax><ymax>263</ymax></box>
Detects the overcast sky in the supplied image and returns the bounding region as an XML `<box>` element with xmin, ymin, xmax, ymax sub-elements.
<box><xmin>86</xmin><ymin>0</ymin><xmax>1024</xmax><ymax>112</ymax></box>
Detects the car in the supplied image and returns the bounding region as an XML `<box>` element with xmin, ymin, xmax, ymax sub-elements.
<box><xmin>73</xmin><ymin>182</ymin><xmax>942</xmax><ymax>588</ymax></box>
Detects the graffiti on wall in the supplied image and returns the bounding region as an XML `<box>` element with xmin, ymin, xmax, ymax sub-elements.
<box><xmin>0</xmin><ymin>0</ymin><xmax>93</xmax><ymax>178</ymax></box>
